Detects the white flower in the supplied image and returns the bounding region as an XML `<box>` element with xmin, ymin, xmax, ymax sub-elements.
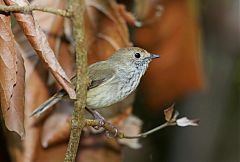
<box><xmin>176</xmin><ymin>117</ymin><xmax>199</xmax><ymax>127</ymax></box>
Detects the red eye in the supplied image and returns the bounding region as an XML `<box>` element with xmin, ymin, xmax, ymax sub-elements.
<box><xmin>134</xmin><ymin>53</ymin><xmax>141</xmax><ymax>58</ymax></box>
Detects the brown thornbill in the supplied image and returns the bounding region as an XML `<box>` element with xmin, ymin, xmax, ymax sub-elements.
<box><xmin>30</xmin><ymin>47</ymin><xmax>160</xmax><ymax>117</ymax></box>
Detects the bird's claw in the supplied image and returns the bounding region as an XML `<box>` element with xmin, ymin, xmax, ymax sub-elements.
<box><xmin>92</xmin><ymin>118</ymin><xmax>119</xmax><ymax>138</ymax></box>
<box><xmin>105</xmin><ymin>126</ymin><xmax>118</xmax><ymax>138</ymax></box>
<box><xmin>93</xmin><ymin>119</ymin><xmax>105</xmax><ymax>130</ymax></box>
<box><xmin>85</xmin><ymin>108</ymin><xmax>118</xmax><ymax>136</ymax></box>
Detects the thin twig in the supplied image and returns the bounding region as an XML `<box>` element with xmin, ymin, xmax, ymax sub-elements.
<box><xmin>64</xmin><ymin>0</ymin><xmax>87</xmax><ymax>162</ymax></box>
<box><xmin>123</xmin><ymin>122</ymin><xmax>176</xmax><ymax>139</ymax></box>
<box><xmin>85</xmin><ymin>119</ymin><xmax>177</xmax><ymax>139</ymax></box>
<box><xmin>0</xmin><ymin>4</ymin><xmax>72</xmax><ymax>17</ymax></box>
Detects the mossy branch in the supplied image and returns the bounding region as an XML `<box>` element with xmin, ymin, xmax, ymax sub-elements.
<box><xmin>83</xmin><ymin>106</ymin><xmax>198</xmax><ymax>139</ymax></box>
<box><xmin>84</xmin><ymin>119</ymin><xmax>177</xmax><ymax>139</ymax></box>
<box><xmin>64</xmin><ymin>0</ymin><xmax>88</xmax><ymax>162</ymax></box>
<box><xmin>0</xmin><ymin>4</ymin><xmax>72</xmax><ymax>17</ymax></box>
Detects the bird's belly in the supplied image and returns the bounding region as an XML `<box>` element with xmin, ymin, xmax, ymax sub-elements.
<box><xmin>86</xmin><ymin>84</ymin><xmax>123</xmax><ymax>109</ymax></box>
<box><xmin>86</xmin><ymin>70</ymin><xmax>141</xmax><ymax>109</ymax></box>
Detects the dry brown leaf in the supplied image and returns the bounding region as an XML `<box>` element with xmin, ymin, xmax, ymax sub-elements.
<box><xmin>10</xmin><ymin>44</ymin><xmax>25</xmax><ymax>135</ymax></box>
<box><xmin>164</xmin><ymin>104</ymin><xmax>174</xmax><ymax>122</ymax></box>
<box><xmin>4</xmin><ymin>0</ymin><xmax>136</xmax><ymax>161</ymax></box>
<box><xmin>87</xmin><ymin>0</ymin><xmax>129</xmax><ymax>42</ymax></box>
<box><xmin>77</xmin><ymin>134</ymin><xmax>121</xmax><ymax>162</ymax></box>
<box><xmin>31</xmin><ymin>0</ymin><xmax>66</xmax><ymax>32</ymax></box>
<box><xmin>134</xmin><ymin>0</ymin><xmax>204</xmax><ymax>110</ymax></box>
<box><xmin>40</xmin><ymin>13</ymin><xmax>75</xmax><ymax>148</ymax></box>
<box><xmin>85</xmin><ymin>0</ymin><xmax>132</xmax><ymax>64</ymax></box>
<box><xmin>57</xmin><ymin>40</ymin><xmax>75</xmax><ymax>78</ymax></box>
<box><xmin>41</xmin><ymin>101</ymin><xmax>73</xmax><ymax>148</ymax></box>
<box><xmin>3</xmin><ymin>0</ymin><xmax>76</xmax><ymax>99</ymax></box>
<box><xmin>23</xmin><ymin>60</ymin><xmax>50</xmax><ymax>162</ymax></box>
<box><xmin>117</xmin><ymin>4</ymin><xmax>140</xmax><ymax>27</ymax></box>
<box><xmin>40</xmin><ymin>29</ymin><xmax>75</xmax><ymax>148</ymax></box>
<box><xmin>42</xmin><ymin>115</ymin><xmax>71</xmax><ymax>148</ymax></box>
<box><xmin>40</xmin><ymin>37</ymin><xmax>75</xmax><ymax>148</ymax></box>
<box><xmin>0</xmin><ymin>4</ymin><xmax>25</xmax><ymax>138</ymax></box>
<box><xmin>24</xmin><ymin>0</ymin><xmax>73</xmax><ymax>151</ymax></box>
<box><xmin>41</xmin><ymin>113</ymin><xmax>71</xmax><ymax>148</ymax></box>
<box><xmin>117</xmin><ymin>115</ymin><xmax>142</xmax><ymax>149</ymax></box>
<box><xmin>109</xmin><ymin>106</ymin><xmax>132</xmax><ymax>125</ymax></box>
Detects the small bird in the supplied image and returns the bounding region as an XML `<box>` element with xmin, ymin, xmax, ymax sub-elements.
<box><xmin>30</xmin><ymin>47</ymin><xmax>159</xmax><ymax>117</ymax></box>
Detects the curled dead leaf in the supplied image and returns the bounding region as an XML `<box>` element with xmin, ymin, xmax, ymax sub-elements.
<box><xmin>3</xmin><ymin>0</ymin><xmax>76</xmax><ymax>99</ymax></box>
<box><xmin>23</xmin><ymin>58</ymin><xmax>51</xmax><ymax>162</ymax></box>
<box><xmin>0</xmin><ymin>8</ymin><xmax>25</xmax><ymax>138</ymax></box>
<box><xmin>117</xmin><ymin>115</ymin><xmax>142</xmax><ymax>149</ymax></box>
<box><xmin>41</xmin><ymin>101</ymin><xmax>73</xmax><ymax>148</ymax></box>
<box><xmin>117</xmin><ymin>4</ymin><xmax>141</xmax><ymax>27</ymax></box>
<box><xmin>42</xmin><ymin>113</ymin><xmax>71</xmax><ymax>148</ymax></box>
<box><xmin>85</xmin><ymin>0</ymin><xmax>132</xmax><ymax>64</ymax></box>
<box><xmin>134</xmin><ymin>0</ymin><xmax>204</xmax><ymax>110</ymax></box>
<box><xmin>4</xmin><ymin>0</ymin><xmax>135</xmax><ymax>161</ymax></box>
<box><xmin>164</xmin><ymin>104</ymin><xmax>174</xmax><ymax>122</ymax></box>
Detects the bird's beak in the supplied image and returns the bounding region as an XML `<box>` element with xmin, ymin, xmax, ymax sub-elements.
<box><xmin>150</xmin><ymin>54</ymin><xmax>160</xmax><ymax>59</ymax></box>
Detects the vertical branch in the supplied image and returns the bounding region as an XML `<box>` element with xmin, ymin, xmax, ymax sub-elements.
<box><xmin>64</xmin><ymin>0</ymin><xmax>87</xmax><ymax>162</ymax></box>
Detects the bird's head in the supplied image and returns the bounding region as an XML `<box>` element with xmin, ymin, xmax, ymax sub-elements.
<box><xmin>110</xmin><ymin>47</ymin><xmax>160</xmax><ymax>69</ymax></box>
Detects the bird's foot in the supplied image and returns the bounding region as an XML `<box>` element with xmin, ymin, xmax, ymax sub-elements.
<box><xmin>86</xmin><ymin>108</ymin><xmax>119</xmax><ymax>137</ymax></box>
<box><xmin>91</xmin><ymin>110</ymin><xmax>105</xmax><ymax>129</ymax></box>
<box><xmin>86</xmin><ymin>108</ymin><xmax>107</xmax><ymax>129</ymax></box>
<box><xmin>105</xmin><ymin>125</ymin><xmax>118</xmax><ymax>138</ymax></box>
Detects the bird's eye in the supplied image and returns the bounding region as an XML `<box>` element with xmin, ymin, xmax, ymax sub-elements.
<box><xmin>134</xmin><ymin>53</ymin><xmax>141</xmax><ymax>58</ymax></box>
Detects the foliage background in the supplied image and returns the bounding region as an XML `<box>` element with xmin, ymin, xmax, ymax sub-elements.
<box><xmin>0</xmin><ymin>0</ymin><xmax>239</xmax><ymax>162</ymax></box>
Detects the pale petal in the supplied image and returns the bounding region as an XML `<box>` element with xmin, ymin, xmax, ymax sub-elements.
<box><xmin>176</xmin><ymin>117</ymin><xmax>199</xmax><ymax>127</ymax></box>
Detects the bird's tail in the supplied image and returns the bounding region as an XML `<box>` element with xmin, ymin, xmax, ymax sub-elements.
<box><xmin>30</xmin><ymin>90</ymin><xmax>67</xmax><ymax>117</ymax></box>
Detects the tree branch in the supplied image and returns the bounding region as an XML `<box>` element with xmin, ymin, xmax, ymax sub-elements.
<box><xmin>85</xmin><ymin>119</ymin><xmax>177</xmax><ymax>139</ymax></box>
<box><xmin>64</xmin><ymin>0</ymin><xmax>87</xmax><ymax>162</ymax></box>
<box><xmin>0</xmin><ymin>4</ymin><xmax>72</xmax><ymax>17</ymax></box>
<box><xmin>84</xmin><ymin>106</ymin><xmax>198</xmax><ymax>139</ymax></box>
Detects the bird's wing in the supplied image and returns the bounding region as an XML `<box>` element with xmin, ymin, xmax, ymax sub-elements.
<box><xmin>88</xmin><ymin>61</ymin><xmax>115</xmax><ymax>89</ymax></box>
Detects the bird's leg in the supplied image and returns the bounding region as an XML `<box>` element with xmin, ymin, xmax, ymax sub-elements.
<box><xmin>85</xmin><ymin>107</ymin><xmax>118</xmax><ymax>137</ymax></box>
<box><xmin>85</xmin><ymin>107</ymin><xmax>105</xmax><ymax>127</ymax></box>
